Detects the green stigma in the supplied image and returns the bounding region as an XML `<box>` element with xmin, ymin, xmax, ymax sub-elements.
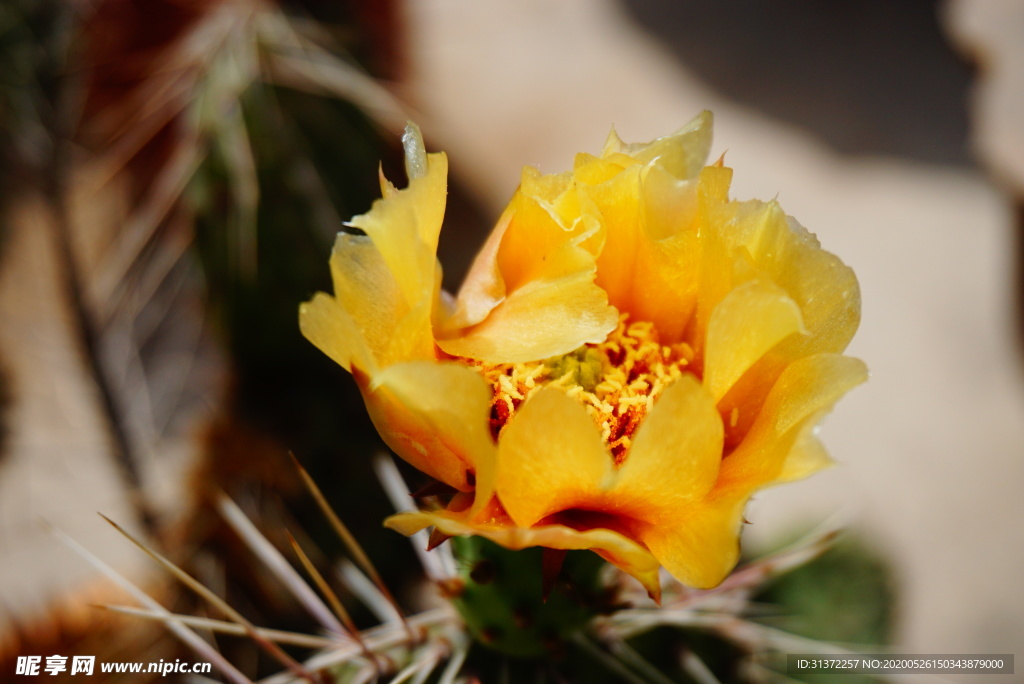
<box><xmin>544</xmin><ymin>346</ymin><xmax>603</xmax><ymax>392</ymax></box>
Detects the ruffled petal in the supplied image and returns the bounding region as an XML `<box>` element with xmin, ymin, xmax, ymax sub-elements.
<box><xmin>363</xmin><ymin>361</ymin><xmax>495</xmax><ymax>492</ymax></box>
<box><xmin>385</xmin><ymin>508</ymin><xmax>662</xmax><ymax>600</ymax></box>
<box><xmin>703</xmin><ymin>279</ymin><xmax>806</xmax><ymax>402</ymax></box>
<box><xmin>300</xmin><ymin>128</ymin><xmax>447</xmax><ymax>372</ymax></box>
<box><xmin>601</xmin><ymin>110</ymin><xmax>712</xmax><ymax>182</ymax></box>
<box><xmin>495</xmin><ymin>169</ymin><xmax>594</xmax><ymax>288</ymax></box>
<box><xmin>728</xmin><ymin>202</ymin><xmax>861</xmax><ymax>363</ymax></box>
<box><xmin>495</xmin><ymin>387</ymin><xmax>612</xmax><ymax>528</ymax></box>
<box><xmin>347</xmin><ymin>148</ymin><xmax>447</xmax><ymax>310</ymax></box>
<box><xmin>438</xmin><ymin>169</ymin><xmax>618</xmax><ymax>363</ymax></box>
<box><xmin>436</xmin><ymin>252</ymin><xmax>618</xmax><ymax>363</ymax></box>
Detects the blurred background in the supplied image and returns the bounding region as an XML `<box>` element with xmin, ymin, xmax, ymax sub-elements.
<box><xmin>1</xmin><ymin>0</ymin><xmax>1021</xmax><ymax>681</ymax></box>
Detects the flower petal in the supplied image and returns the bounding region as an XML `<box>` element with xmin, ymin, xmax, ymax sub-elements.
<box><xmin>636</xmin><ymin>491</ymin><xmax>747</xmax><ymax>589</ymax></box>
<box><xmin>628</xmin><ymin>166</ymin><xmax>703</xmax><ymax>340</ymax></box>
<box><xmin>495</xmin><ymin>169</ymin><xmax>595</xmax><ymax>289</ymax></box>
<box><xmin>436</xmin><ymin>252</ymin><xmax>618</xmax><ymax>363</ymax></box>
<box><xmin>703</xmin><ymin>279</ymin><xmax>806</xmax><ymax>402</ymax></box>
<box><xmin>731</xmin><ymin>202</ymin><xmax>861</xmax><ymax>362</ymax></box>
<box><xmin>776</xmin><ymin>419</ymin><xmax>834</xmax><ymax>483</ymax></box>
<box><xmin>719</xmin><ymin>353</ymin><xmax>867</xmax><ymax>491</ymax></box>
<box><xmin>613</xmin><ymin>374</ymin><xmax>723</xmax><ymax>513</ymax></box>
<box><xmin>495</xmin><ymin>387</ymin><xmax>612</xmax><ymax>528</ymax></box>
<box><xmin>328</xmin><ymin>232</ymin><xmax>435</xmax><ymax>366</ymax></box>
<box><xmin>364</xmin><ymin>361</ymin><xmax>495</xmax><ymax>492</ymax></box>
<box><xmin>438</xmin><ymin>169</ymin><xmax>618</xmax><ymax>363</ymax></box>
<box><xmin>689</xmin><ymin>164</ymin><xmax>736</xmax><ymax>360</ymax></box>
<box><xmin>586</xmin><ymin>164</ymin><xmax>701</xmax><ymax>343</ymax></box>
<box><xmin>385</xmin><ymin>508</ymin><xmax>662</xmax><ymax>600</ymax></box>
<box><xmin>441</xmin><ymin>206</ymin><xmax>513</xmax><ymax>331</ymax></box>
<box><xmin>298</xmin><ymin>292</ymin><xmax>375</xmax><ymax>374</ymax></box>
<box><xmin>347</xmin><ymin>148</ymin><xmax>447</xmax><ymax>309</ymax></box>
<box><xmin>601</xmin><ymin>110</ymin><xmax>712</xmax><ymax>182</ymax></box>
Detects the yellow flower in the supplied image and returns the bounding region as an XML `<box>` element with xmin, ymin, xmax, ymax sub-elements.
<box><xmin>300</xmin><ymin>114</ymin><xmax>864</xmax><ymax>599</ymax></box>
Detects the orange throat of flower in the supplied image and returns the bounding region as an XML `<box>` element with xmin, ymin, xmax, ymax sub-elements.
<box><xmin>469</xmin><ymin>315</ymin><xmax>697</xmax><ymax>465</ymax></box>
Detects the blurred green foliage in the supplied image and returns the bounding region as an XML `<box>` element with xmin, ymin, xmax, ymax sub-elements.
<box><xmin>756</xmin><ymin>532</ymin><xmax>897</xmax><ymax>683</ymax></box>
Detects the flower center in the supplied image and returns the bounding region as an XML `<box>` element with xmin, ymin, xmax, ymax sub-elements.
<box><xmin>472</xmin><ymin>315</ymin><xmax>696</xmax><ymax>463</ymax></box>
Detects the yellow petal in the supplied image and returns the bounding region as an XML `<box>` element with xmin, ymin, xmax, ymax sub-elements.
<box><xmin>637</xmin><ymin>491</ymin><xmax>747</xmax><ymax>589</ymax></box>
<box><xmin>720</xmin><ymin>353</ymin><xmax>867</xmax><ymax>491</ymax></box>
<box><xmin>385</xmin><ymin>508</ymin><xmax>662</xmax><ymax>600</ymax></box>
<box><xmin>348</xmin><ymin>149</ymin><xmax>448</xmax><ymax>309</ymax></box>
<box><xmin>495</xmin><ymin>387</ymin><xmax>612</xmax><ymax>528</ymax></box>
<box><xmin>731</xmin><ymin>202</ymin><xmax>861</xmax><ymax>361</ymax></box>
<box><xmin>776</xmin><ymin>418</ymin><xmax>834</xmax><ymax>483</ymax></box>
<box><xmin>363</xmin><ymin>361</ymin><xmax>495</xmax><ymax>492</ymax></box>
<box><xmin>436</xmin><ymin>253</ymin><xmax>618</xmax><ymax>363</ymax></box>
<box><xmin>601</xmin><ymin>111</ymin><xmax>713</xmax><ymax>182</ymax></box>
<box><xmin>689</xmin><ymin>164</ymin><xmax>737</xmax><ymax>361</ymax></box>
<box><xmin>639</xmin><ymin>163</ymin><xmax>699</xmax><ymax>241</ymax></box>
<box><xmin>613</xmin><ymin>375</ymin><xmax>723</xmax><ymax>514</ymax></box>
<box><xmin>298</xmin><ymin>292</ymin><xmax>376</xmax><ymax>374</ymax></box>
<box><xmin>325</xmin><ymin>233</ymin><xmax>434</xmax><ymax>366</ymax></box>
<box><xmin>766</xmin><ymin>353</ymin><xmax>867</xmax><ymax>435</ymax></box>
<box><xmin>573</xmin><ymin>153</ymin><xmax>632</xmax><ymax>185</ymax></box>
<box><xmin>703</xmin><ymin>279</ymin><xmax>806</xmax><ymax>402</ymax></box>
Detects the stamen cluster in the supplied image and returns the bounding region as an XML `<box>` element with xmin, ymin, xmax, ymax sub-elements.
<box><xmin>474</xmin><ymin>315</ymin><xmax>696</xmax><ymax>463</ymax></box>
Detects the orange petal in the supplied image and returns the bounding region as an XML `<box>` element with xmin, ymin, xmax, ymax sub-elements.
<box><xmin>703</xmin><ymin>279</ymin><xmax>806</xmax><ymax>402</ymax></box>
<box><xmin>385</xmin><ymin>508</ymin><xmax>662</xmax><ymax>600</ymax></box>
<box><xmin>636</xmin><ymin>491</ymin><xmax>748</xmax><ymax>589</ymax></box>
<box><xmin>588</xmin><ymin>163</ymin><xmax>701</xmax><ymax>342</ymax></box>
<box><xmin>495</xmin><ymin>387</ymin><xmax>612</xmax><ymax>528</ymax></box>
<box><xmin>719</xmin><ymin>353</ymin><xmax>867</xmax><ymax>491</ymax></box>
<box><xmin>613</xmin><ymin>375</ymin><xmax>723</xmax><ymax>515</ymax></box>
<box><xmin>589</xmin><ymin>165</ymin><xmax>643</xmax><ymax>311</ymax></box>
<box><xmin>441</xmin><ymin>206</ymin><xmax>513</xmax><ymax>331</ymax></box>
<box><xmin>363</xmin><ymin>361</ymin><xmax>495</xmax><ymax>492</ymax></box>
<box><xmin>436</xmin><ymin>253</ymin><xmax>618</xmax><ymax>363</ymax></box>
<box><xmin>438</xmin><ymin>169</ymin><xmax>618</xmax><ymax>363</ymax></box>
<box><xmin>495</xmin><ymin>169</ymin><xmax>594</xmax><ymax>290</ymax></box>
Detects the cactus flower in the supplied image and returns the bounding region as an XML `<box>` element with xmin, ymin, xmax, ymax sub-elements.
<box><xmin>300</xmin><ymin>113</ymin><xmax>864</xmax><ymax>599</ymax></box>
